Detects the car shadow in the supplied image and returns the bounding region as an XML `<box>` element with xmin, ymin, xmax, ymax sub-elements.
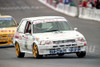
<box><xmin>22</xmin><ymin>54</ymin><xmax>100</xmax><ymax>60</ymax></box>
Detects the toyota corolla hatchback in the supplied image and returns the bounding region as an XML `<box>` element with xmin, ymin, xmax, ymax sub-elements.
<box><xmin>13</xmin><ymin>16</ymin><xmax>87</xmax><ymax>58</ymax></box>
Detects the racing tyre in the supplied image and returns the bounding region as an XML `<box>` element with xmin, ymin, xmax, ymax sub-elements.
<box><xmin>33</xmin><ymin>44</ymin><xmax>43</xmax><ymax>59</ymax></box>
<box><xmin>76</xmin><ymin>51</ymin><xmax>86</xmax><ymax>58</ymax></box>
<box><xmin>15</xmin><ymin>42</ymin><xmax>25</xmax><ymax>58</ymax></box>
<box><xmin>58</xmin><ymin>54</ymin><xmax>64</xmax><ymax>57</ymax></box>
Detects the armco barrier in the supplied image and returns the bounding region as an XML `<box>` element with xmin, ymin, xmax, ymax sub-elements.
<box><xmin>39</xmin><ymin>0</ymin><xmax>100</xmax><ymax>22</ymax></box>
<box><xmin>39</xmin><ymin>0</ymin><xmax>78</xmax><ymax>17</ymax></box>
<box><xmin>79</xmin><ymin>7</ymin><xmax>100</xmax><ymax>21</ymax></box>
<box><xmin>56</xmin><ymin>3</ymin><xmax>78</xmax><ymax>17</ymax></box>
<box><xmin>65</xmin><ymin>5</ymin><xmax>78</xmax><ymax>16</ymax></box>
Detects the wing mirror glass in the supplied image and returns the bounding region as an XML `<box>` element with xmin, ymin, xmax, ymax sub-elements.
<box><xmin>16</xmin><ymin>23</ymin><xmax>19</xmax><ymax>26</ymax></box>
<box><xmin>74</xmin><ymin>28</ymin><xmax>78</xmax><ymax>31</ymax></box>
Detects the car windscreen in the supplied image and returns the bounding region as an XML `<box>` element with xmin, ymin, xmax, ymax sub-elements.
<box><xmin>0</xmin><ymin>18</ymin><xmax>16</xmax><ymax>28</ymax></box>
<box><xmin>33</xmin><ymin>21</ymin><xmax>73</xmax><ymax>33</ymax></box>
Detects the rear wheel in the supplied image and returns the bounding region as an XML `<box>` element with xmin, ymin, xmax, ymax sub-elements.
<box><xmin>15</xmin><ymin>42</ymin><xmax>25</xmax><ymax>58</ymax></box>
<box><xmin>33</xmin><ymin>44</ymin><xmax>43</xmax><ymax>59</ymax></box>
<box><xmin>76</xmin><ymin>51</ymin><xmax>86</xmax><ymax>58</ymax></box>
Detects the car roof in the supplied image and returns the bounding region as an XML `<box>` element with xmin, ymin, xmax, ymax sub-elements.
<box><xmin>0</xmin><ymin>15</ymin><xmax>13</xmax><ymax>18</ymax></box>
<box><xmin>22</xmin><ymin>16</ymin><xmax>66</xmax><ymax>22</ymax></box>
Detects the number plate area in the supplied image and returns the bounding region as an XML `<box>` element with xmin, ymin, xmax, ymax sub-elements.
<box><xmin>50</xmin><ymin>49</ymin><xmax>66</xmax><ymax>54</ymax></box>
<box><xmin>50</xmin><ymin>47</ymin><xmax>81</xmax><ymax>54</ymax></box>
<box><xmin>69</xmin><ymin>47</ymin><xmax>80</xmax><ymax>52</ymax></box>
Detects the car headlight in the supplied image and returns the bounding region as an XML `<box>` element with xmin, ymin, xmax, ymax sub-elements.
<box><xmin>40</xmin><ymin>40</ymin><xmax>53</xmax><ymax>45</ymax></box>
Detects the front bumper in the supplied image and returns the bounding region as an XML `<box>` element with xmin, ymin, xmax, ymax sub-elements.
<box><xmin>38</xmin><ymin>45</ymin><xmax>86</xmax><ymax>55</ymax></box>
<box><xmin>0</xmin><ymin>37</ymin><xmax>14</xmax><ymax>47</ymax></box>
<box><xmin>0</xmin><ymin>44</ymin><xmax>14</xmax><ymax>47</ymax></box>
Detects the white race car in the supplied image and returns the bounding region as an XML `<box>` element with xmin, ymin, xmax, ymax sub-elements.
<box><xmin>13</xmin><ymin>16</ymin><xmax>87</xmax><ymax>58</ymax></box>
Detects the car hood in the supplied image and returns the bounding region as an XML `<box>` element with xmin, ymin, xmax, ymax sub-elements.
<box><xmin>0</xmin><ymin>27</ymin><xmax>17</xmax><ymax>34</ymax></box>
<box><xmin>33</xmin><ymin>31</ymin><xmax>85</xmax><ymax>41</ymax></box>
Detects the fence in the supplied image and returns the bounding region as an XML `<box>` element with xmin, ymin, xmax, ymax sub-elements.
<box><xmin>39</xmin><ymin>0</ymin><xmax>100</xmax><ymax>22</ymax></box>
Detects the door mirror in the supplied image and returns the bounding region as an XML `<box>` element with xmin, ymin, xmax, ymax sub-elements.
<box><xmin>16</xmin><ymin>23</ymin><xmax>19</xmax><ymax>26</ymax></box>
<box><xmin>74</xmin><ymin>28</ymin><xmax>78</xmax><ymax>31</ymax></box>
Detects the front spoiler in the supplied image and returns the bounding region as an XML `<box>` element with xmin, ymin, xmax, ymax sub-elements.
<box><xmin>0</xmin><ymin>45</ymin><xmax>14</xmax><ymax>47</ymax></box>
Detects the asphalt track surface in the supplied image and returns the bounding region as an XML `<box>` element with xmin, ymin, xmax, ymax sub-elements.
<box><xmin>0</xmin><ymin>0</ymin><xmax>100</xmax><ymax>67</ymax></box>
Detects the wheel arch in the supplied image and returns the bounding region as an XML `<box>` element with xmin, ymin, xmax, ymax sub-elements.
<box><xmin>15</xmin><ymin>41</ymin><xmax>19</xmax><ymax>46</ymax></box>
<box><xmin>15</xmin><ymin>41</ymin><xmax>23</xmax><ymax>52</ymax></box>
<box><xmin>32</xmin><ymin>41</ymin><xmax>39</xmax><ymax>47</ymax></box>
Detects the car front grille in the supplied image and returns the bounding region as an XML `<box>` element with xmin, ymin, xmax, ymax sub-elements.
<box><xmin>53</xmin><ymin>39</ymin><xmax>76</xmax><ymax>44</ymax></box>
<box><xmin>0</xmin><ymin>34</ymin><xmax>8</xmax><ymax>38</ymax></box>
<box><xmin>53</xmin><ymin>44</ymin><xmax>77</xmax><ymax>48</ymax></box>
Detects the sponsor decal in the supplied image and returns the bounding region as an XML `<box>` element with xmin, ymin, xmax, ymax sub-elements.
<box><xmin>9</xmin><ymin>30</ymin><xmax>11</xmax><ymax>32</ymax></box>
<box><xmin>0</xmin><ymin>30</ymin><xmax>3</xmax><ymax>32</ymax></box>
<box><xmin>33</xmin><ymin>19</ymin><xmax>66</xmax><ymax>24</ymax></box>
<box><xmin>0</xmin><ymin>30</ymin><xmax>15</xmax><ymax>32</ymax></box>
<box><xmin>15</xmin><ymin>35</ymin><xmax>22</xmax><ymax>40</ymax></box>
<box><xmin>0</xmin><ymin>18</ymin><xmax>13</xmax><ymax>20</ymax></box>
<box><xmin>15</xmin><ymin>35</ymin><xmax>19</xmax><ymax>39</ymax></box>
<box><xmin>15</xmin><ymin>32</ymin><xmax>21</xmax><ymax>39</ymax></box>
<box><xmin>12</xmin><ymin>30</ymin><xmax>15</xmax><ymax>32</ymax></box>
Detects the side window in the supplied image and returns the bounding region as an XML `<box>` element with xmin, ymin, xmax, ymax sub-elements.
<box><xmin>24</xmin><ymin>21</ymin><xmax>31</xmax><ymax>34</ymax></box>
<box><xmin>17</xmin><ymin>20</ymin><xmax>27</xmax><ymax>33</ymax></box>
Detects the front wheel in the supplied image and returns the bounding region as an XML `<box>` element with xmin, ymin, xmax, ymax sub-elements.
<box><xmin>33</xmin><ymin>44</ymin><xmax>43</xmax><ymax>59</ymax></box>
<box><xmin>76</xmin><ymin>51</ymin><xmax>86</xmax><ymax>58</ymax></box>
<box><xmin>15</xmin><ymin>42</ymin><xmax>25</xmax><ymax>58</ymax></box>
